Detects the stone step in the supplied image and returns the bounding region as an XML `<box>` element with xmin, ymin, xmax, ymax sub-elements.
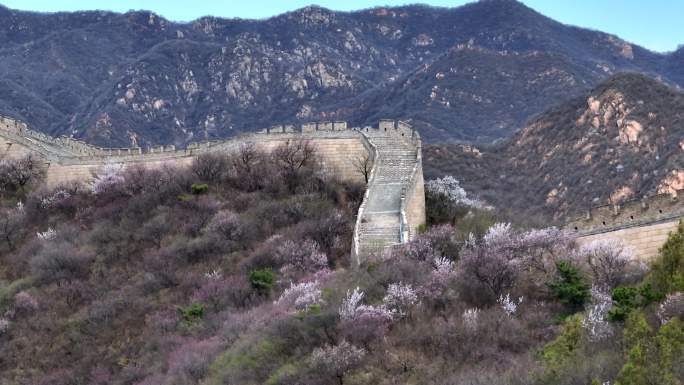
<box><xmin>356</xmin><ymin>131</ymin><xmax>419</xmax><ymax>260</ymax></box>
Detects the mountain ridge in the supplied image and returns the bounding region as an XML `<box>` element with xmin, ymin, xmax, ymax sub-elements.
<box><xmin>0</xmin><ymin>1</ymin><xmax>681</xmax><ymax>146</ymax></box>
<box><xmin>424</xmin><ymin>72</ymin><xmax>684</xmax><ymax>220</ymax></box>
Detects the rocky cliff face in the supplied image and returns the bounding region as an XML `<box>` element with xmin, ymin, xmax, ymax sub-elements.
<box><xmin>0</xmin><ymin>1</ymin><xmax>682</xmax><ymax>146</ymax></box>
<box><xmin>425</xmin><ymin>73</ymin><xmax>684</xmax><ymax>220</ymax></box>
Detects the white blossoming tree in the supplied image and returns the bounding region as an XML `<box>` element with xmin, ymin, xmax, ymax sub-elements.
<box><xmin>578</xmin><ymin>239</ymin><xmax>634</xmax><ymax>289</ymax></box>
<box><xmin>339</xmin><ymin>287</ymin><xmax>394</xmax><ymax>345</ymax></box>
<box><xmin>310</xmin><ymin>340</ymin><xmax>366</xmax><ymax>385</ymax></box>
<box><xmin>657</xmin><ymin>292</ymin><xmax>684</xmax><ymax>325</ymax></box>
<box><xmin>582</xmin><ymin>286</ymin><xmax>613</xmax><ymax>340</ymax></box>
<box><xmin>383</xmin><ymin>283</ymin><xmax>418</xmax><ymax>318</ymax></box>
<box><xmin>91</xmin><ymin>162</ymin><xmax>125</xmax><ymax>194</ymax></box>
<box><xmin>497</xmin><ymin>293</ymin><xmax>523</xmax><ymax>316</ymax></box>
<box><xmin>276</xmin><ymin>239</ymin><xmax>329</xmax><ymax>279</ymax></box>
<box><xmin>462</xmin><ymin>308</ymin><xmax>480</xmax><ymax>331</ymax></box>
<box><xmin>277</xmin><ymin>281</ymin><xmax>323</xmax><ymax>311</ymax></box>
<box><xmin>425</xmin><ymin>175</ymin><xmax>487</xmax><ymax>224</ymax></box>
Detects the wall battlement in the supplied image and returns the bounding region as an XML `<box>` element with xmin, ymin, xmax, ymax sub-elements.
<box><xmin>566</xmin><ymin>191</ymin><xmax>684</xmax><ymax>236</ymax></box>
<box><xmin>1</xmin><ymin>115</ymin><xmax>425</xmax><ymax>264</ymax></box>
<box><xmin>566</xmin><ymin>192</ymin><xmax>684</xmax><ymax>261</ymax></box>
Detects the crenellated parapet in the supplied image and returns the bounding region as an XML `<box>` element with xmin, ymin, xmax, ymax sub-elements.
<box><xmin>1</xmin><ymin>115</ymin><xmax>366</xmax><ymax>161</ymax></box>
<box><xmin>1</xmin><ymin>116</ymin><xmax>425</xmax><ymax>264</ymax></box>
<box><xmin>566</xmin><ymin>191</ymin><xmax>684</xmax><ymax>261</ymax></box>
<box><xmin>566</xmin><ymin>191</ymin><xmax>684</xmax><ymax>235</ymax></box>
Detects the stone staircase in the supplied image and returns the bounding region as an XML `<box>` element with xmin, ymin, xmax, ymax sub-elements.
<box><xmin>355</xmin><ymin>131</ymin><xmax>419</xmax><ymax>258</ymax></box>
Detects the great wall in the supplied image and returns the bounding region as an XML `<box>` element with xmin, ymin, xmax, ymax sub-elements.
<box><xmin>4</xmin><ymin>114</ymin><xmax>684</xmax><ymax>263</ymax></box>
<box><xmin>567</xmin><ymin>193</ymin><xmax>684</xmax><ymax>260</ymax></box>
<box><xmin>0</xmin><ymin>116</ymin><xmax>425</xmax><ymax>264</ymax></box>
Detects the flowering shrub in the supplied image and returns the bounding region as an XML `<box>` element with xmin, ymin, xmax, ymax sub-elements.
<box><xmin>462</xmin><ymin>308</ymin><xmax>480</xmax><ymax>331</ymax></box>
<box><xmin>206</xmin><ymin>211</ymin><xmax>243</xmax><ymax>239</ymax></box>
<box><xmin>339</xmin><ymin>287</ymin><xmax>365</xmax><ymax>320</ymax></box>
<box><xmin>482</xmin><ymin>222</ymin><xmax>514</xmax><ymax>248</ymax></box>
<box><xmin>339</xmin><ymin>287</ymin><xmax>394</xmax><ymax>345</ymax></box>
<box><xmin>205</xmin><ymin>210</ymin><xmax>244</xmax><ymax>252</ymax></box>
<box><xmin>421</xmin><ymin>256</ymin><xmax>456</xmax><ymax>302</ymax></box>
<box><xmin>433</xmin><ymin>257</ymin><xmax>455</xmax><ymax>280</ymax></box>
<box><xmin>519</xmin><ymin>227</ymin><xmax>576</xmax><ymax>274</ymax></box>
<box><xmin>191</xmin><ymin>275</ymin><xmax>233</xmax><ymax>311</ymax></box>
<box><xmin>383</xmin><ymin>282</ymin><xmax>418</xmax><ymax>318</ymax></box>
<box><xmin>426</xmin><ymin>175</ymin><xmax>485</xmax><ymax>209</ymax></box>
<box><xmin>0</xmin><ymin>204</ymin><xmax>25</xmax><ymax>251</ymax></box>
<box><xmin>88</xmin><ymin>366</ymin><xmax>113</xmax><ymax>385</ymax></box>
<box><xmin>166</xmin><ymin>337</ymin><xmax>224</xmax><ymax>381</ymax></box>
<box><xmin>310</xmin><ymin>340</ymin><xmax>366</xmax><ymax>383</ymax></box>
<box><xmin>458</xmin><ymin>225</ymin><xmax>522</xmax><ymax>303</ymax></box>
<box><xmin>39</xmin><ymin>189</ymin><xmax>72</xmax><ymax>209</ymax></box>
<box><xmin>14</xmin><ymin>291</ymin><xmax>39</xmax><ymax>313</ymax></box>
<box><xmin>146</xmin><ymin>309</ymin><xmax>179</xmax><ymax>334</ymax></box>
<box><xmin>0</xmin><ymin>318</ymin><xmax>9</xmax><ymax>334</ymax></box>
<box><xmin>582</xmin><ymin>286</ymin><xmax>613</xmax><ymax>340</ymax></box>
<box><xmin>0</xmin><ymin>155</ymin><xmax>44</xmax><ymax>195</ymax></box>
<box><xmin>276</xmin><ymin>239</ymin><xmax>328</xmax><ymax>277</ymax></box>
<box><xmin>204</xmin><ymin>269</ymin><xmax>222</xmax><ymax>280</ymax></box>
<box><xmin>657</xmin><ymin>292</ymin><xmax>684</xmax><ymax>325</ymax></box>
<box><xmin>579</xmin><ymin>239</ymin><xmax>633</xmax><ymax>289</ymax></box>
<box><xmin>403</xmin><ymin>236</ymin><xmax>440</xmax><ymax>262</ymax></box>
<box><xmin>91</xmin><ymin>163</ymin><xmax>125</xmax><ymax>194</ymax></box>
<box><xmin>497</xmin><ymin>293</ymin><xmax>523</xmax><ymax>316</ymax></box>
<box><xmin>36</xmin><ymin>228</ymin><xmax>57</xmax><ymax>241</ymax></box>
<box><xmin>277</xmin><ymin>281</ymin><xmax>323</xmax><ymax>311</ymax></box>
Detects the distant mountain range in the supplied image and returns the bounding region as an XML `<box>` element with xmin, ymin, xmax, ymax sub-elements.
<box><xmin>0</xmin><ymin>0</ymin><xmax>682</xmax><ymax>146</ymax></box>
<box><xmin>425</xmin><ymin>73</ymin><xmax>684</xmax><ymax>220</ymax></box>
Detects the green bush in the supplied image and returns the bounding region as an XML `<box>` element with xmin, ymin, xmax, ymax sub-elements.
<box><xmin>249</xmin><ymin>268</ymin><xmax>274</xmax><ymax>293</ymax></box>
<box><xmin>541</xmin><ymin>314</ymin><xmax>584</xmax><ymax>380</ymax></box>
<box><xmin>548</xmin><ymin>261</ymin><xmax>590</xmax><ymax>311</ymax></box>
<box><xmin>191</xmin><ymin>183</ymin><xmax>210</xmax><ymax>195</ymax></box>
<box><xmin>178</xmin><ymin>303</ymin><xmax>205</xmax><ymax>324</ymax></box>
<box><xmin>608</xmin><ymin>287</ymin><xmax>638</xmax><ymax>322</ymax></box>
<box><xmin>607</xmin><ymin>284</ymin><xmax>660</xmax><ymax>322</ymax></box>
<box><xmin>615</xmin><ymin>311</ymin><xmax>684</xmax><ymax>385</ymax></box>
<box><xmin>615</xmin><ymin>311</ymin><xmax>652</xmax><ymax>385</ymax></box>
<box><xmin>649</xmin><ymin>220</ymin><xmax>684</xmax><ymax>295</ymax></box>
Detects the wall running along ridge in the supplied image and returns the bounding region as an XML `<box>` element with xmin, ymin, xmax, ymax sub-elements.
<box><xmin>566</xmin><ymin>192</ymin><xmax>684</xmax><ymax>260</ymax></box>
<box><xmin>0</xmin><ymin>116</ymin><xmax>425</xmax><ymax>264</ymax></box>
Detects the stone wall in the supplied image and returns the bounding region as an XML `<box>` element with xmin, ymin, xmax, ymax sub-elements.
<box><xmin>577</xmin><ymin>219</ymin><xmax>679</xmax><ymax>261</ymax></box>
<box><xmin>400</xmin><ymin>131</ymin><xmax>426</xmax><ymax>241</ymax></box>
<box><xmin>2</xmin><ymin>116</ymin><xmax>426</xmax><ymax>264</ymax></box>
<box><xmin>1</xmin><ymin>117</ymin><xmax>372</xmax><ymax>187</ymax></box>
<box><xmin>567</xmin><ymin>191</ymin><xmax>684</xmax><ymax>261</ymax></box>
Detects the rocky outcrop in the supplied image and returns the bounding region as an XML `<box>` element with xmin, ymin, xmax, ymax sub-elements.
<box><xmin>424</xmin><ymin>73</ymin><xmax>684</xmax><ymax>221</ymax></box>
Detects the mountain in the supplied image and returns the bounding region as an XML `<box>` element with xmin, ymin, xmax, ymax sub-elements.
<box><xmin>424</xmin><ymin>73</ymin><xmax>684</xmax><ymax>220</ymax></box>
<box><xmin>0</xmin><ymin>1</ymin><xmax>682</xmax><ymax>146</ymax></box>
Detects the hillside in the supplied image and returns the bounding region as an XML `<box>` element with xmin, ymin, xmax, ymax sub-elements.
<box><xmin>0</xmin><ymin>1</ymin><xmax>682</xmax><ymax>146</ymax></box>
<box><xmin>2</xmin><ymin>145</ymin><xmax>683</xmax><ymax>384</ymax></box>
<box><xmin>425</xmin><ymin>73</ymin><xmax>684</xmax><ymax>220</ymax></box>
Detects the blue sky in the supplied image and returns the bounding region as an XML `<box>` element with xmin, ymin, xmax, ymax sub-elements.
<box><xmin>2</xmin><ymin>0</ymin><xmax>682</xmax><ymax>53</ymax></box>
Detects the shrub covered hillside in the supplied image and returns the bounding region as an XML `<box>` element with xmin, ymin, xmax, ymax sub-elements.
<box><xmin>0</xmin><ymin>141</ymin><xmax>363</xmax><ymax>384</ymax></box>
<box><xmin>1</xmin><ymin>146</ymin><xmax>684</xmax><ymax>385</ymax></box>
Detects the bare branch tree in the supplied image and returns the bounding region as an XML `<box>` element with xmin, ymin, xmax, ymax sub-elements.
<box><xmin>0</xmin><ymin>207</ymin><xmax>25</xmax><ymax>252</ymax></box>
<box><xmin>191</xmin><ymin>153</ymin><xmax>226</xmax><ymax>183</ymax></box>
<box><xmin>272</xmin><ymin>139</ymin><xmax>316</xmax><ymax>175</ymax></box>
<box><xmin>352</xmin><ymin>153</ymin><xmax>372</xmax><ymax>184</ymax></box>
<box><xmin>0</xmin><ymin>154</ymin><xmax>45</xmax><ymax>195</ymax></box>
<box><xmin>272</xmin><ymin>139</ymin><xmax>318</xmax><ymax>193</ymax></box>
